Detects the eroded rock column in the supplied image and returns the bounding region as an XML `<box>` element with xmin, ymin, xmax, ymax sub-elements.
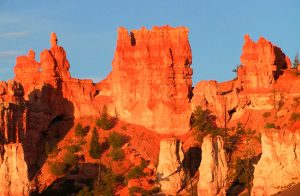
<box><xmin>252</xmin><ymin>130</ymin><xmax>300</xmax><ymax>195</ymax></box>
<box><xmin>198</xmin><ymin>135</ymin><xmax>228</xmax><ymax>196</ymax></box>
<box><xmin>157</xmin><ymin>138</ymin><xmax>185</xmax><ymax>194</ymax></box>
<box><xmin>0</xmin><ymin>144</ymin><xmax>30</xmax><ymax>196</ymax></box>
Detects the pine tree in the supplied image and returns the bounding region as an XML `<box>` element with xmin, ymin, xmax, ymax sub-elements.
<box><xmin>293</xmin><ymin>52</ymin><xmax>299</xmax><ymax>69</ymax></box>
<box><xmin>89</xmin><ymin>128</ymin><xmax>101</xmax><ymax>159</ymax></box>
<box><xmin>96</xmin><ymin>105</ymin><xmax>113</xmax><ymax>130</ymax></box>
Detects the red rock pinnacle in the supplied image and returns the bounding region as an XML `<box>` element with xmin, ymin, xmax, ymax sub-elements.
<box><xmin>50</xmin><ymin>32</ymin><xmax>57</xmax><ymax>47</ymax></box>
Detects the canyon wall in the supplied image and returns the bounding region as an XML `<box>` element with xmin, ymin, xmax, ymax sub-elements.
<box><xmin>191</xmin><ymin>34</ymin><xmax>292</xmax><ymax>125</ymax></box>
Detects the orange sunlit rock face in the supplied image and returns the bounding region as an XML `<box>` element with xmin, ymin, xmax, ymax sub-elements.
<box><xmin>238</xmin><ymin>34</ymin><xmax>291</xmax><ymax>89</ymax></box>
<box><xmin>107</xmin><ymin>26</ymin><xmax>193</xmax><ymax>134</ymax></box>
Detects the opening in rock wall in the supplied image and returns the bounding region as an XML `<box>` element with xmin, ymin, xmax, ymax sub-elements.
<box><xmin>182</xmin><ymin>147</ymin><xmax>202</xmax><ymax>178</ymax></box>
<box><xmin>228</xmin><ymin>108</ymin><xmax>236</xmax><ymax>120</ymax></box>
<box><xmin>93</xmin><ymin>90</ymin><xmax>100</xmax><ymax>98</ymax></box>
<box><xmin>130</xmin><ymin>32</ymin><xmax>136</xmax><ymax>46</ymax></box>
<box><xmin>50</xmin><ymin>114</ymin><xmax>65</xmax><ymax>125</ymax></box>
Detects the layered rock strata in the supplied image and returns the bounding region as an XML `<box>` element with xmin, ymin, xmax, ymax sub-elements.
<box><xmin>107</xmin><ymin>26</ymin><xmax>193</xmax><ymax>134</ymax></box>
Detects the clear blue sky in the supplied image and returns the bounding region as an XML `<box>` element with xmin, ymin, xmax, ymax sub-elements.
<box><xmin>0</xmin><ymin>0</ymin><xmax>299</xmax><ymax>83</ymax></box>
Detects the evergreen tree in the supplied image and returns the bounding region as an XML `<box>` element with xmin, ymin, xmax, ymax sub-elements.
<box><xmin>96</xmin><ymin>105</ymin><xmax>113</xmax><ymax>130</ymax></box>
<box><xmin>293</xmin><ymin>52</ymin><xmax>299</xmax><ymax>69</ymax></box>
<box><xmin>89</xmin><ymin>128</ymin><xmax>101</xmax><ymax>159</ymax></box>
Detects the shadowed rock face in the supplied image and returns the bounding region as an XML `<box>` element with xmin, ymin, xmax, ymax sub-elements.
<box><xmin>107</xmin><ymin>26</ymin><xmax>193</xmax><ymax>135</ymax></box>
<box><xmin>0</xmin><ymin>33</ymin><xmax>77</xmax><ymax>195</ymax></box>
<box><xmin>197</xmin><ymin>135</ymin><xmax>228</xmax><ymax>196</ymax></box>
<box><xmin>252</xmin><ymin>130</ymin><xmax>300</xmax><ymax>196</ymax></box>
<box><xmin>157</xmin><ymin>138</ymin><xmax>185</xmax><ymax>194</ymax></box>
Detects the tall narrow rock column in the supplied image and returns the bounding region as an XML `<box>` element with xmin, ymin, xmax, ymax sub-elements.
<box><xmin>157</xmin><ymin>138</ymin><xmax>185</xmax><ymax>194</ymax></box>
<box><xmin>0</xmin><ymin>144</ymin><xmax>30</xmax><ymax>196</ymax></box>
<box><xmin>198</xmin><ymin>135</ymin><xmax>228</xmax><ymax>196</ymax></box>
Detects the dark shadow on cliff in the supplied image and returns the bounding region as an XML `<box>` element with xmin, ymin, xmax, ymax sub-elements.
<box><xmin>40</xmin><ymin>163</ymin><xmax>124</xmax><ymax>196</ymax></box>
<box><xmin>182</xmin><ymin>147</ymin><xmax>202</xmax><ymax>178</ymax></box>
<box><xmin>226</xmin><ymin>153</ymin><xmax>261</xmax><ymax>196</ymax></box>
<box><xmin>23</xmin><ymin>80</ymin><xmax>74</xmax><ymax>181</ymax></box>
<box><xmin>273</xmin><ymin>46</ymin><xmax>288</xmax><ymax>81</ymax></box>
<box><xmin>40</xmin><ymin>163</ymin><xmax>98</xmax><ymax>196</ymax></box>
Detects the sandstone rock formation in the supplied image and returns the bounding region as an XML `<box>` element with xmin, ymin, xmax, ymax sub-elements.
<box><xmin>1</xmin><ymin>26</ymin><xmax>299</xmax><ymax>195</ymax></box>
<box><xmin>191</xmin><ymin>35</ymin><xmax>293</xmax><ymax>126</ymax></box>
<box><xmin>0</xmin><ymin>144</ymin><xmax>30</xmax><ymax>196</ymax></box>
<box><xmin>198</xmin><ymin>135</ymin><xmax>228</xmax><ymax>196</ymax></box>
<box><xmin>106</xmin><ymin>26</ymin><xmax>193</xmax><ymax>134</ymax></box>
<box><xmin>157</xmin><ymin>138</ymin><xmax>185</xmax><ymax>194</ymax></box>
<box><xmin>237</xmin><ymin>34</ymin><xmax>291</xmax><ymax>89</ymax></box>
<box><xmin>252</xmin><ymin>130</ymin><xmax>300</xmax><ymax>195</ymax></box>
<box><xmin>191</xmin><ymin>80</ymin><xmax>248</xmax><ymax>126</ymax></box>
<box><xmin>14</xmin><ymin>34</ymin><xmax>100</xmax><ymax>118</ymax></box>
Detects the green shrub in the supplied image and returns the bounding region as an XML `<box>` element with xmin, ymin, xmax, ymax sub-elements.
<box><xmin>190</xmin><ymin>106</ymin><xmax>218</xmax><ymax>139</ymax></box>
<box><xmin>77</xmin><ymin>186</ymin><xmax>93</xmax><ymax>196</ymax></box>
<box><xmin>109</xmin><ymin>148</ymin><xmax>125</xmax><ymax>161</ymax></box>
<box><xmin>45</xmin><ymin>142</ymin><xmax>51</xmax><ymax>155</ymax></box>
<box><xmin>76</xmin><ymin>138</ymin><xmax>87</xmax><ymax>146</ymax></box>
<box><xmin>265</xmin><ymin>122</ymin><xmax>276</xmax><ymax>129</ymax></box>
<box><xmin>234</xmin><ymin>158</ymin><xmax>254</xmax><ymax>192</ymax></box>
<box><xmin>128</xmin><ymin>186</ymin><xmax>160</xmax><ymax>196</ymax></box>
<box><xmin>290</xmin><ymin>112</ymin><xmax>300</xmax><ymax>121</ymax></box>
<box><xmin>108</xmin><ymin>132</ymin><xmax>126</xmax><ymax>149</ymax></box>
<box><xmin>48</xmin><ymin>144</ymin><xmax>59</xmax><ymax>157</ymax></box>
<box><xmin>67</xmin><ymin>145</ymin><xmax>81</xmax><ymax>153</ymax></box>
<box><xmin>129</xmin><ymin>186</ymin><xmax>144</xmax><ymax>196</ymax></box>
<box><xmin>49</xmin><ymin>162</ymin><xmax>67</xmax><ymax>176</ymax></box>
<box><xmin>89</xmin><ymin>128</ymin><xmax>101</xmax><ymax>159</ymax></box>
<box><xmin>262</xmin><ymin>112</ymin><xmax>271</xmax><ymax>119</ymax></box>
<box><xmin>75</xmin><ymin>124</ymin><xmax>88</xmax><ymax>137</ymax></box>
<box><xmin>293</xmin><ymin>96</ymin><xmax>300</xmax><ymax>107</ymax></box>
<box><xmin>127</xmin><ymin>160</ymin><xmax>147</xmax><ymax>180</ymax></box>
<box><xmin>96</xmin><ymin>106</ymin><xmax>113</xmax><ymax>130</ymax></box>
<box><xmin>191</xmin><ymin>106</ymin><xmax>216</xmax><ymax>132</ymax></box>
<box><xmin>63</xmin><ymin>151</ymin><xmax>77</xmax><ymax>166</ymax></box>
<box><xmin>93</xmin><ymin>168</ymin><xmax>118</xmax><ymax>196</ymax></box>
